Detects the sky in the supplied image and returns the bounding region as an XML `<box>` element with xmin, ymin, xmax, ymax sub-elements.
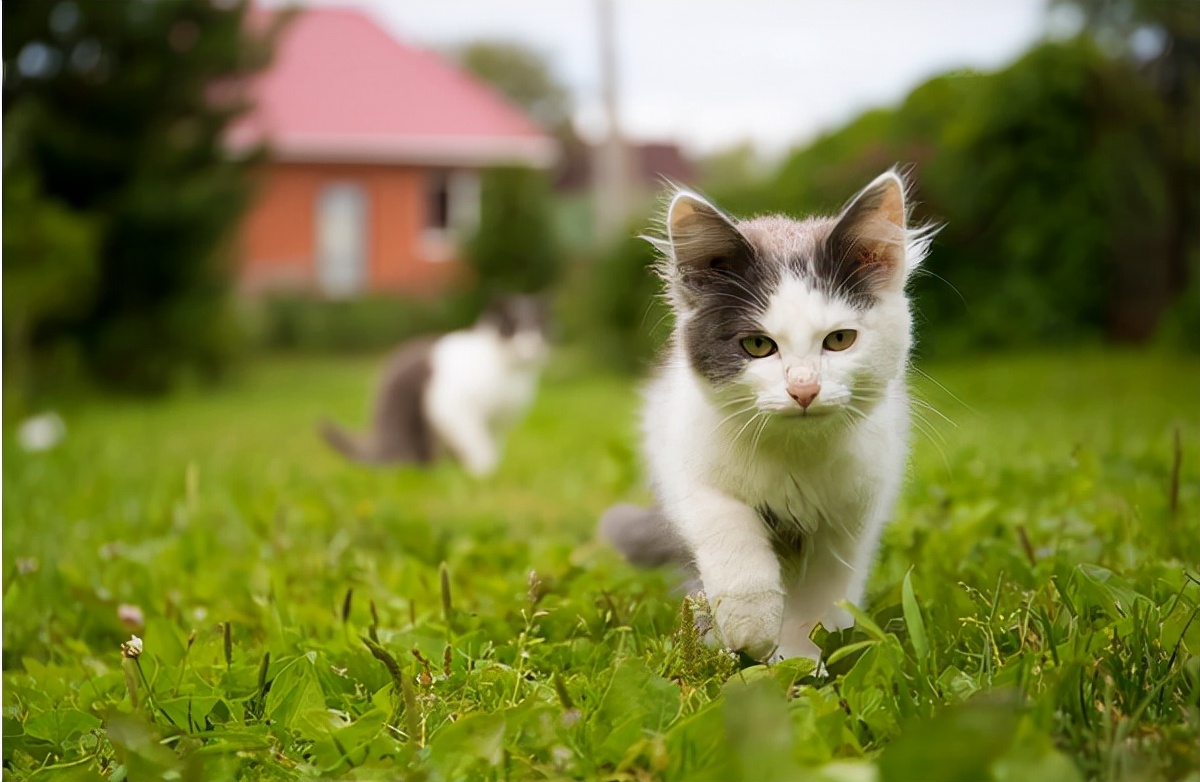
<box><xmin>262</xmin><ymin>0</ymin><xmax>1054</xmax><ymax>157</ymax></box>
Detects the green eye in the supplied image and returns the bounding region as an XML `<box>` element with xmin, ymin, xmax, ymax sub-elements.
<box><xmin>741</xmin><ymin>335</ymin><xmax>777</xmax><ymax>358</ymax></box>
<box><xmin>822</xmin><ymin>330</ymin><xmax>858</xmax><ymax>352</ymax></box>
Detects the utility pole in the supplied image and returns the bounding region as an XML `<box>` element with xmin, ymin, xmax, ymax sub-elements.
<box><xmin>593</xmin><ymin>0</ymin><xmax>629</xmax><ymax>240</ymax></box>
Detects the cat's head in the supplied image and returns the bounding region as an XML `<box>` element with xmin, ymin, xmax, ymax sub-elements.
<box><xmin>652</xmin><ymin>170</ymin><xmax>933</xmax><ymax>424</ymax></box>
<box><xmin>477</xmin><ymin>294</ymin><xmax>550</xmax><ymax>366</ymax></box>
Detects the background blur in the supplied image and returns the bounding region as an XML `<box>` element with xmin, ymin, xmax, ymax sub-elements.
<box><xmin>3</xmin><ymin>0</ymin><xmax>1197</xmax><ymax>403</ymax></box>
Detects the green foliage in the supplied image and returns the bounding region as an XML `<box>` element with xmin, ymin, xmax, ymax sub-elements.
<box><xmin>2</xmin><ymin>127</ymin><xmax>101</xmax><ymax>397</ymax></box>
<box><xmin>3</xmin><ymin>352</ymin><xmax>1198</xmax><ymax>779</ymax></box>
<box><xmin>465</xmin><ymin>165</ymin><xmax>565</xmax><ymax>300</ymax></box>
<box><xmin>917</xmin><ymin>41</ymin><xmax>1173</xmax><ymax>351</ymax></box>
<box><xmin>697</xmin><ymin>141</ymin><xmax>769</xmax><ymax>197</ymax></box>
<box><xmin>243</xmin><ymin>293</ymin><xmax>479</xmax><ymax>354</ymax></box>
<box><xmin>455</xmin><ymin>41</ymin><xmax>571</xmax><ymax>131</ymax></box>
<box><xmin>1155</xmin><ymin>247</ymin><xmax>1200</xmax><ymax>353</ymax></box>
<box><xmin>2</xmin><ymin>0</ymin><xmax>275</xmax><ymax>394</ymax></box>
<box><xmin>557</xmin><ymin>228</ymin><xmax>671</xmax><ymax>373</ymax></box>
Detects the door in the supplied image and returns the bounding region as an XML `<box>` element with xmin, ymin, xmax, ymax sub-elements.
<box><xmin>315</xmin><ymin>182</ymin><xmax>368</xmax><ymax>296</ymax></box>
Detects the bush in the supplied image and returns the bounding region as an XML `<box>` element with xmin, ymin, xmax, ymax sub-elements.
<box><xmin>2</xmin><ymin>147</ymin><xmax>101</xmax><ymax>395</ymax></box>
<box><xmin>245</xmin><ymin>294</ymin><xmax>478</xmax><ymax>353</ymax></box>
<box><xmin>558</xmin><ymin>228</ymin><xmax>670</xmax><ymax>374</ymax></box>
<box><xmin>465</xmin><ymin>165</ymin><xmax>563</xmax><ymax>299</ymax></box>
<box><xmin>1156</xmin><ymin>247</ymin><xmax>1200</xmax><ymax>353</ymax></box>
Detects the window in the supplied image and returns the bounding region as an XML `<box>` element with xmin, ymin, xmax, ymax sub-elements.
<box><xmin>426</xmin><ymin>172</ymin><xmax>451</xmax><ymax>231</ymax></box>
<box><xmin>448</xmin><ymin>170</ymin><xmax>480</xmax><ymax>234</ymax></box>
<box><xmin>315</xmin><ymin>182</ymin><xmax>368</xmax><ymax>296</ymax></box>
<box><xmin>422</xmin><ymin>170</ymin><xmax>480</xmax><ymax>262</ymax></box>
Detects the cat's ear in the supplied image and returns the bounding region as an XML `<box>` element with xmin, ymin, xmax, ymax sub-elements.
<box><xmin>827</xmin><ymin>171</ymin><xmax>911</xmax><ymax>292</ymax></box>
<box><xmin>665</xmin><ymin>191</ymin><xmax>754</xmax><ymax>279</ymax></box>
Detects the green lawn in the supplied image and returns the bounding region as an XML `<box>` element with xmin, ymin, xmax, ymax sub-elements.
<box><xmin>4</xmin><ymin>351</ymin><xmax>1199</xmax><ymax>781</ymax></box>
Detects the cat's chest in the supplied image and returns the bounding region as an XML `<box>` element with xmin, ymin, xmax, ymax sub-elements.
<box><xmin>718</xmin><ymin>447</ymin><xmax>870</xmax><ymax>540</ymax></box>
<box><xmin>431</xmin><ymin>335</ymin><xmax>538</xmax><ymax>416</ymax></box>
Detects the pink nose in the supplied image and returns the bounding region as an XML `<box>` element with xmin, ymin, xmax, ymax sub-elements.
<box><xmin>788</xmin><ymin>381</ymin><xmax>820</xmax><ymax>409</ymax></box>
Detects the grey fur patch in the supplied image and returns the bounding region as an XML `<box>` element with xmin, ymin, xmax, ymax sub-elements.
<box><xmin>681</xmin><ymin>256</ymin><xmax>780</xmax><ymax>383</ymax></box>
<box><xmin>320</xmin><ymin>336</ymin><xmax>437</xmax><ymax>465</ymax></box>
<box><xmin>599</xmin><ymin>503</ymin><xmax>693</xmax><ymax>569</ymax></box>
<box><xmin>815</xmin><ymin>178</ymin><xmax>906</xmax><ymax>308</ymax></box>
<box><xmin>478</xmin><ymin>294</ymin><xmax>549</xmax><ymax>338</ymax></box>
<box><xmin>757</xmin><ymin>505</ymin><xmax>807</xmax><ymax>555</ymax></box>
<box><xmin>668</xmin><ymin>200</ymin><xmax>782</xmax><ymax>384</ymax></box>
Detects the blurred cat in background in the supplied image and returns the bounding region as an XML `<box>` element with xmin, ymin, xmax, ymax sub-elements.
<box><xmin>320</xmin><ymin>296</ymin><xmax>549</xmax><ymax>476</ymax></box>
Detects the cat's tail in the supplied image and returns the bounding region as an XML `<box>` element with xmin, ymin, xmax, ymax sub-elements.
<box><xmin>318</xmin><ymin>419</ymin><xmax>381</xmax><ymax>465</ymax></box>
<box><xmin>599</xmin><ymin>503</ymin><xmax>693</xmax><ymax>569</ymax></box>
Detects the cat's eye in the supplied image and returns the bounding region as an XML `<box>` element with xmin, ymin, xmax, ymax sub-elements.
<box><xmin>741</xmin><ymin>335</ymin><xmax>777</xmax><ymax>358</ymax></box>
<box><xmin>822</xmin><ymin>330</ymin><xmax>858</xmax><ymax>352</ymax></box>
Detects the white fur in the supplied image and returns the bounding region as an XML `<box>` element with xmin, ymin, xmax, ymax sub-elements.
<box><xmin>423</xmin><ymin>326</ymin><xmax>546</xmax><ymax>477</ymax></box>
<box><xmin>644</xmin><ymin>271</ymin><xmax>916</xmax><ymax>660</ymax></box>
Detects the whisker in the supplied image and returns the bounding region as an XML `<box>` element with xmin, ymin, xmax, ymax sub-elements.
<box><xmin>730</xmin><ymin>411</ymin><xmax>764</xmax><ymax>445</ymax></box>
<box><xmin>907</xmin><ymin>412</ymin><xmax>952</xmax><ymax>471</ymax></box>
<box><xmin>827</xmin><ymin>546</ymin><xmax>856</xmax><ymax>571</ymax></box>
<box><xmin>748</xmin><ymin>411</ymin><xmax>771</xmax><ymax>454</ymax></box>
<box><xmin>712</xmin><ymin>404</ymin><xmax>759</xmax><ymax>434</ymax></box>
<box><xmin>910</xmin><ymin>397</ymin><xmax>957</xmax><ymax>429</ymax></box>
<box><xmin>911</xmin><ymin>365</ymin><xmax>973</xmax><ymax>414</ymax></box>
<box><xmin>910</xmin><ymin>409</ymin><xmax>948</xmax><ymax>447</ymax></box>
<box><xmin>910</xmin><ymin>267</ymin><xmax>967</xmax><ymax>306</ymax></box>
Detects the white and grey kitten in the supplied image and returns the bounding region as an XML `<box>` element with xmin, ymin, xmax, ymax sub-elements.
<box><xmin>601</xmin><ymin>171</ymin><xmax>933</xmax><ymax>660</ymax></box>
<box><xmin>320</xmin><ymin>296</ymin><xmax>549</xmax><ymax>477</ymax></box>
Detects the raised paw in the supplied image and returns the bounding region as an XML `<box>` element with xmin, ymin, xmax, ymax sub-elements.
<box><xmin>710</xmin><ymin>589</ymin><xmax>784</xmax><ymax>661</ymax></box>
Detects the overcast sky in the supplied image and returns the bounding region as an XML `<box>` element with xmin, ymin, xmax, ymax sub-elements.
<box><xmin>262</xmin><ymin>0</ymin><xmax>1054</xmax><ymax>156</ymax></box>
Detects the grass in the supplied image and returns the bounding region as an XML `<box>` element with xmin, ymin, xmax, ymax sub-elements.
<box><xmin>3</xmin><ymin>350</ymin><xmax>1199</xmax><ymax>781</ymax></box>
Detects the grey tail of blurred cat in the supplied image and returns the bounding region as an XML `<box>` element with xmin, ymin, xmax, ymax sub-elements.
<box><xmin>319</xmin><ymin>419</ymin><xmax>379</xmax><ymax>464</ymax></box>
<box><xmin>599</xmin><ymin>503</ymin><xmax>692</xmax><ymax>568</ymax></box>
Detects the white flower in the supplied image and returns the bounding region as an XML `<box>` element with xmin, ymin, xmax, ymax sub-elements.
<box><xmin>120</xmin><ymin>635</ymin><xmax>143</xmax><ymax>659</ymax></box>
<box><xmin>17</xmin><ymin>412</ymin><xmax>65</xmax><ymax>453</ymax></box>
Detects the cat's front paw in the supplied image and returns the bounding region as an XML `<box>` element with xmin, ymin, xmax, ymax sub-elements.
<box><xmin>710</xmin><ymin>589</ymin><xmax>784</xmax><ymax>661</ymax></box>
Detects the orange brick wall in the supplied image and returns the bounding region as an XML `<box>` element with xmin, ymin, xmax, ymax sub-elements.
<box><xmin>238</xmin><ymin>161</ymin><xmax>462</xmax><ymax>296</ymax></box>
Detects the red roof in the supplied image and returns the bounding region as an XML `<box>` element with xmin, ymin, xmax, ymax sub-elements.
<box><xmin>228</xmin><ymin>7</ymin><xmax>556</xmax><ymax>167</ymax></box>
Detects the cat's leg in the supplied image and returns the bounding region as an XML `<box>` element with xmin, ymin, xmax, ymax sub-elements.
<box><xmin>776</xmin><ymin>536</ymin><xmax>859</xmax><ymax>660</ymax></box>
<box><xmin>426</xmin><ymin>405</ymin><xmax>498</xmax><ymax>477</ymax></box>
<box><xmin>671</xmin><ymin>486</ymin><xmax>784</xmax><ymax>661</ymax></box>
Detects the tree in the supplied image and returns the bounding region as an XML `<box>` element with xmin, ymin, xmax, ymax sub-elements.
<box><xmin>2</xmin><ymin>108</ymin><xmax>100</xmax><ymax>396</ymax></box>
<box><xmin>2</xmin><ymin>0</ymin><xmax>279</xmax><ymax>393</ymax></box>
<box><xmin>455</xmin><ymin>41</ymin><xmax>572</xmax><ymax>132</ymax></box>
<box><xmin>1053</xmin><ymin>0</ymin><xmax>1200</xmax><ymax>340</ymax></box>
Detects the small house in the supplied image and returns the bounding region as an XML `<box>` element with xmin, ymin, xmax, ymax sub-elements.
<box><xmin>227</xmin><ymin>8</ymin><xmax>556</xmax><ymax>297</ymax></box>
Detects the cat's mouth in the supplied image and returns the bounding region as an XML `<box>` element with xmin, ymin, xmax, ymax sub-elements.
<box><xmin>769</xmin><ymin>403</ymin><xmax>841</xmax><ymax>419</ymax></box>
<box><xmin>796</xmin><ymin>407</ymin><xmax>838</xmax><ymax>418</ymax></box>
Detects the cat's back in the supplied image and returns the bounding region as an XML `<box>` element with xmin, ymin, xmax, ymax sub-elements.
<box><xmin>378</xmin><ymin>335</ymin><xmax>439</xmax><ymax>398</ymax></box>
<box><xmin>351</xmin><ymin>334</ymin><xmax>440</xmax><ymax>463</ymax></box>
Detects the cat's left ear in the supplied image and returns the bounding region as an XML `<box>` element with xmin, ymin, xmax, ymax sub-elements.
<box><xmin>665</xmin><ymin>191</ymin><xmax>754</xmax><ymax>280</ymax></box>
<box><xmin>828</xmin><ymin>171</ymin><xmax>911</xmax><ymax>292</ymax></box>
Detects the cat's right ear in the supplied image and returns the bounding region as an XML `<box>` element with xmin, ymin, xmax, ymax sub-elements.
<box><xmin>665</xmin><ymin>191</ymin><xmax>754</xmax><ymax>279</ymax></box>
